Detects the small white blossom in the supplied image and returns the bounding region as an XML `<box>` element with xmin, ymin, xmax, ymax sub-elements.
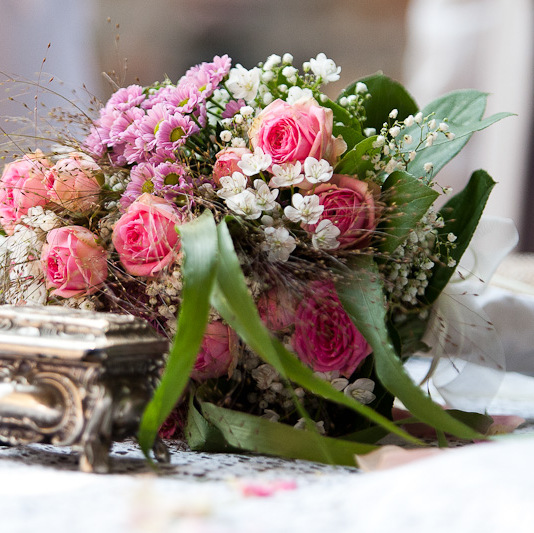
<box><xmin>423</xmin><ymin>162</ymin><xmax>433</xmax><ymax>173</ymax></box>
<box><xmin>269</xmin><ymin>161</ymin><xmax>304</xmax><ymax>188</ymax></box>
<box><xmin>409</xmin><ymin>150</ymin><xmax>417</xmax><ymax>161</ymax></box>
<box><xmin>425</xmin><ymin>132</ymin><xmax>438</xmax><ymax>147</ymax></box>
<box><xmin>302</xmin><ymin>61</ymin><xmax>311</xmax><ymax>72</ymax></box>
<box><xmin>284</xmin><ymin>193</ymin><xmax>324</xmax><ymax>224</ymax></box>
<box><xmin>303</xmin><ymin>157</ymin><xmax>333</xmax><ymax>184</ymax></box>
<box><xmin>238</xmin><ymin>147</ymin><xmax>273</xmax><ymax>176</ymax></box>
<box><xmin>414</xmin><ymin>111</ymin><xmax>423</xmax><ymax>124</ymax></box>
<box><xmin>309</xmin><ymin>53</ymin><xmax>341</xmax><ymax>83</ymax></box>
<box><xmin>225</xmin><ymin>189</ymin><xmax>262</xmax><ymax>219</ymax></box>
<box><xmin>372</xmin><ymin>135</ymin><xmax>386</xmax><ymax>148</ymax></box>
<box><xmin>263</xmin><ymin>54</ymin><xmax>282</xmax><ymax>70</ymax></box>
<box><xmin>261</xmin><ymin>214</ymin><xmax>274</xmax><ymax>226</ymax></box>
<box><xmin>282</xmin><ymin>65</ymin><xmax>297</xmax><ymax>79</ymax></box>
<box><xmin>253</xmin><ymin>179</ymin><xmax>279</xmax><ymax>211</ymax></box>
<box><xmin>220</xmin><ymin>130</ymin><xmax>232</xmax><ymax>143</ymax></box>
<box><xmin>261</xmin><ymin>70</ymin><xmax>274</xmax><ymax>83</ymax></box>
<box><xmin>363</xmin><ymin>127</ymin><xmax>376</xmax><ymax>137</ymax></box>
<box><xmin>311</xmin><ymin>219</ymin><xmax>340</xmax><ymax>250</ymax></box>
<box><xmin>262</xmin><ymin>92</ymin><xmax>274</xmax><ymax>105</ymax></box>
<box><xmin>355</xmin><ymin>82</ymin><xmax>368</xmax><ymax>94</ymax></box>
<box><xmin>282</xmin><ymin>53</ymin><xmax>294</xmax><ymax>64</ymax></box>
<box><xmin>403</xmin><ymin>134</ymin><xmax>413</xmax><ymax>144</ymax></box>
<box><xmin>404</xmin><ymin>115</ymin><xmax>415</xmax><ymax>127</ymax></box>
<box><xmin>389</xmin><ymin>108</ymin><xmax>399</xmax><ymax>119</ymax></box>
<box><xmin>438</xmin><ymin>122</ymin><xmax>449</xmax><ymax>132</ymax></box>
<box><xmin>389</xmin><ymin>126</ymin><xmax>401</xmax><ymax>138</ymax></box>
<box><xmin>278</xmin><ymin>84</ymin><xmax>288</xmax><ymax>93</ymax></box>
<box><xmin>447</xmin><ymin>232</ymin><xmax>457</xmax><ymax>242</ymax></box>
<box><xmin>445</xmin><ymin>132</ymin><xmax>456</xmax><ymax>140</ymax></box>
<box><xmin>339</xmin><ymin>96</ymin><xmax>348</xmax><ymax>107</ymax></box>
<box><xmin>428</xmin><ymin>118</ymin><xmax>437</xmax><ymax>130</ymax></box>
<box><xmin>240</xmin><ymin>105</ymin><xmax>254</xmax><ymax>117</ymax></box>
<box><xmin>216</xmin><ymin>171</ymin><xmax>249</xmax><ymax>199</ymax></box>
<box><xmin>234</xmin><ymin>114</ymin><xmax>244</xmax><ymax>125</ymax></box>
<box><xmin>286</xmin><ymin>86</ymin><xmax>313</xmax><ymax>105</ymax></box>
<box><xmin>226</xmin><ymin>64</ymin><xmax>261</xmax><ymax>102</ymax></box>
<box><xmin>261</xmin><ymin>226</ymin><xmax>296</xmax><ymax>262</ymax></box>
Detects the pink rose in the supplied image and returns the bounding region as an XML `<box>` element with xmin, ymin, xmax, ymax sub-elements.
<box><xmin>291</xmin><ymin>280</ymin><xmax>371</xmax><ymax>377</ymax></box>
<box><xmin>46</xmin><ymin>153</ymin><xmax>101</xmax><ymax>213</ymax></box>
<box><xmin>0</xmin><ymin>152</ymin><xmax>51</xmax><ymax>234</ymax></box>
<box><xmin>191</xmin><ymin>320</ymin><xmax>238</xmax><ymax>381</ymax></box>
<box><xmin>248</xmin><ymin>97</ymin><xmax>343</xmax><ymax>168</ymax></box>
<box><xmin>112</xmin><ymin>193</ymin><xmax>184</xmax><ymax>277</ymax></box>
<box><xmin>304</xmin><ymin>175</ymin><xmax>380</xmax><ymax>249</ymax></box>
<box><xmin>257</xmin><ymin>287</ymin><xmax>296</xmax><ymax>331</ymax></box>
<box><xmin>41</xmin><ymin>226</ymin><xmax>107</xmax><ymax>298</ymax></box>
<box><xmin>212</xmin><ymin>147</ymin><xmax>251</xmax><ymax>186</ymax></box>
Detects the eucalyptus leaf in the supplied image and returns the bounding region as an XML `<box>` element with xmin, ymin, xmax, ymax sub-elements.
<box><xmin>138</xmin><ymin>210</ymin><xmax>218</xmax><ymax>456</ymax></box>
<box><xmin>425</xmin><ymin>169</ymin><xmax>496</xmax><ymax>304</ymax></box>
<box><xmin>336</xmin><ymin>255</ymin><xmax>483</xmax><ymax>440</ymax></box>
<box><xmin>210</xmin><ymin>219</ymin><xmax>420</xmax><ymax>444</ymax></box>
<box><xmin>378</xmin><ymin>170</ymin><xmax>439</xmax><ymax>254</ymax></box>
<box><xmin>200</xmin><ymin>401</ymin><xmax>376</xmax><ymax>466</ymax></box>
<box><xmin>340</xmin><ymin>73</ymin><xmax>418</xmax><ymax>131</ymax></box>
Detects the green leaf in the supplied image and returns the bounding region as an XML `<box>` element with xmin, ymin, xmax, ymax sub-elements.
<box><xmin>138</xmin><ymin>211</ymin><xmax>218</xmax><ymax>456</ymax></box>
<box><xmin>200</xmin><ymin>401</ymin><xmax>376</xmax><ymax>466</ymax></box>
<box><xmin>405</xmin><ymin>90</ymin><xmax>513</xmax><ymax>177</ymax></box>
<box><xmin>341</xmin><ymin>73</ymin><xmax>418</xmax><ymax>131</ymax></box>
<box><xmin>425</xmin><ymin>169</ymin><xmax>496</xmax><ymax>304</ymax></box>
<box><xmin>334</xmin><ymin>135</ymin><xmax>380</xmax><ymax>177</ymax></box>
<box><xmin>336</xmin><ymin>255</ymin><xmax>483</xmax><ymax>441</ymax></box>
<box><xmin>378</xmin><ymin>170</ymin><xmax>439</xmax><ymax>254</ymax></box>
<box><xmin>210</xmin><ymin>219</ymin><xmax>420</xmax><ymax>445</ymax></box>
<box><xmin>321</xmin><ymin>97</ymin><xmax>356</xmax><ymax>127</ymax></box>
<box><xmin>333</xmin><ymin>124</ymin><xmax>365</xmax><ymax>153</ymax></box>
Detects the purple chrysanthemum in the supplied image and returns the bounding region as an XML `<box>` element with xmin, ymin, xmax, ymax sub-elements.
<box><xmin>120</xmin><ymin>162</ymin><xmax>157</xmax><ymax>210</ymax></box>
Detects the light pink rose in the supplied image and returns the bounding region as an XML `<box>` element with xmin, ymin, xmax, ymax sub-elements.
<box><xmin>304</xmin><ymin>175</ymin><xmax>380</xmax><ymax>249</ymax></box>
<box><xmin>112</xmin><ymin>193</ymin><xmax>184</xmax><ymax>277</ymax></box>
<box><xmin>41</xmin><ymin>226</ymin><xmax>107</xmax><ymax>298</ymax></box>
<box><xmin>46</xmin><ymin>153</ymin><xmax>102</xmax><ymax>213</ymax></box>
<box><xmin>191</xmin><ymin>320</ymin><xmax>238</xmax><ymax>381</ymax></box>
<box><xmin>291</xmin><ymin>280</ymin><xmax>371</xmax><ymax>377</ymax></box>
<box><xmin>248</xmin><ymin>97</ymin><xmax>343</xmax><ymax>168</ymax></box>
<box><xmin>212</xmin><ymin>147</ymin><xmax>251</xmax><ymax>186</ymax></box>
<box><xmin>257</xmin><ymin>288</ymin><xmax>295</xmax><ymax>331</ymax></box>
<box><xmin>0</xmin><ymin>152</ymin><xmax>51</xmax><ymax>234</ymax></box>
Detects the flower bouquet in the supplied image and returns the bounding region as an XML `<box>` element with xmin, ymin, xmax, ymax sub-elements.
<box><xmin>0</xmin><ymin>53</ymin><xmax>511</xmax><ymax>465</ymax></box>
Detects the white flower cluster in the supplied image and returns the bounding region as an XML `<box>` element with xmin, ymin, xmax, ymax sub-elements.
<box><xmin>382</xmin><ymin>208</ymin><xmax>456</xmax><ymax>308</ymax></box>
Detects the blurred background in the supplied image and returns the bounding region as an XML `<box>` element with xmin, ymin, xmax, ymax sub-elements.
<box><xmin>1</xmin><ymin>0</ymin><xmax>533</xmax><ymax>247</ymax></box>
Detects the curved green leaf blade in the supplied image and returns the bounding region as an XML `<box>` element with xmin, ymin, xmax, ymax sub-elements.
<box><xmin>425</xmin><ymin>169</ymin><xmax>496</xmax><ymax>304</ymax></box>
<box><xmin>200</xmin><ymin>401</ymin><xmax>376</xmax><ymax>466</ymax></box>
<box><xmin>334</xmin><ymin>135</ymin><xmax>380</xmax><ymax>176</ymax></box>
<box><xmin>138</xmin><ymin>210</ymin><xmax>218</xmax><ymax>456</ymax></box>
<box><xmin>210</xmin><ymin>219</ymin><xmax>420</xmax><ymax>445</ymax></box>
<box><xmin>379</xmin><ymin>170</ymin><xmax>439</xmax><ymax>254</ymax></box>
<box><xmin>336</xmin><ymin>255</ymin><xmax>483</xmax><ymax>441</ymax></box>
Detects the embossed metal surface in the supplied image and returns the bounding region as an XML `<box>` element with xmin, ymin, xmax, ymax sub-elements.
<box><xmin>0</xmin><ymin>305</ymin><xmax>169</xmax><ymax>473</ymax></box>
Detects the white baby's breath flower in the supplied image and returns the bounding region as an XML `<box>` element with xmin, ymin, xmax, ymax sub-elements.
<box><xmin>261</xmin><ymin>226</ymin><xmax>296</xmax><ymax>262</ymax></box>
<box><xmin>372</xmin><ymin>135</ymin><xmax>386</xmax><ymax>148</ymax></box>
<box><xmin>282</xmin><ymin>66</ymin><xmax>297</xmax><ymax>79</ymax></box>
<box><xmin>262</xmin><ymin>92</ymin><xmax>274</xmax><ymax>105</ymax></box>
<box><xmin>239</xmin><ymin>105</ymin><xmax>254</xmax><ymax>117</ymax></box>
<box><xmin>355</xmin><ymin>82</ymin><xmax>368</xmax><ymax>94</ymax></box>
<box><xmin>226</xmin><ymin>64</ymin><xmax>261</xmax><ymax>102</ymax></box>
<box><xmin>238</xmin><ymin>147</ymin><xmax>272</xmax><ymax>176</ymax></box>
<box><xmin>309</xmin><ymin>53</ymin><xmax>341</xmax><ymax>83</ymax></box>
<box><xmin>284</xmin><ymin>193</ymin><xmax>324</xmax><ymax>225</ymax></box>
<box><xmin>220</xmin><ymin>130</ymin><xmax>232</xmax><ymax>143</ymax></box>
<box><xmin>363</xmin><ymin>127</ymin><xmax>376</xmax><ymax>137</ymax></box>
<box><xmin>269</xmin><ymin>161</ymin><xmax>304</xmax><ymax>188</ymax></box>
<box><xmin>423</xmin><ymin>162</ymin><xmax>434</xmax><ymax>173</ymax></box>
<box><xmin>389</xmin><ymin>126</ymin><xmax>401</xmax><ymax>138</ymax></box>
<box><xmin>253</xmin><ymin>179</ymin><xmax>279</xmax><ymax>211</ymax></box>
<box><xmin>389</xmin><ymin>108</ymin><xmax>399</xmax><ymax>119</ymax></box>
<box><xmin>414</xmin><ymin>111</ymin><xmax>423</xmax><ymax>124</ymax></box>
<box><xmin>225</xmin><ymin>189</ymin><xmax>262</xmax><ymax>219</ymax></box>
<box><xmin>286</xmin><ymin>86</ymin><xmax>314</xmax><ymax>105</ymax></box>
<box><xmin>263</xmin><ymin>54</ymin><xmax>282</xmax><ymax>70</ymax></box>
<box><xmin>404</xmin><ymin>114</ymin><xmax>415</xmax><ymax>127</ymax></box>
<box><xmin>311</xmin><ymin>219</ymin><xmax>340</xmax><ymax>250</ymax></box>
<box><xmin>303</xmin><ymin>157</ymin><xmax>333</xmax><ymax>184</ymax></box>
<box><xmin>282</xmin><ymin>53</ymin><xmax>294</xmax><ymax>64</ymax></box>
<box><xmin>216</xmin><ymin>171</ymin><xmax>249</xmax><ymax>199</ymax></box>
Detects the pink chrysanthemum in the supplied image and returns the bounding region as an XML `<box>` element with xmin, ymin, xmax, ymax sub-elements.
<box><xmin>222</xmin><ymin>99</ymin><xmax>246</xmax><ymax>119</ymax></box>
<box><xmin>155</xmin><ymin>112</ymin><xmax>199</xmax><ymax>155</ymax></box>
<box><xmin>120</xmin><ymin>162</ymin><xmax>157</xmax><ymax>210</ymax></box>
<box><xmin>206</xmin><ymin>54</ymin><xmax>232</xmax><ymax>85</ymax></box>
<box><xmin>150</xmin><ymin>84</ymin><xmax>201</xmax><ymax>115</ymax></box>
<box><xmin>109</xmin><ymin>107</ymin><xmax>146</xmax><ymax>144</ymax></box>
<box><xmin>153</xmin><ymin>162</ymin><xmax>193</xmax><ymax>205</ymax></box>
<box><xmin>107</xmin><ymin>85</ymin><xmax>146</xmax><ymax>112</ymax></box>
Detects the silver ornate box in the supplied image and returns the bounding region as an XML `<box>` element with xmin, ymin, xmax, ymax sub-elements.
<box><xmin>0</xmin><ymin>305</ymin><xmax>170</xmax><ymax>473</ymax></box>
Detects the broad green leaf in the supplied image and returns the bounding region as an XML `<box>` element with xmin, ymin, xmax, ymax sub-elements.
<box><xmin>321</xmin><ymin>97</ymin><xmax>356</xmax><ymax>127</ymax></box>
<box><xmin>379</xmin><ymin>170</ymin><xmax>439</xmax><ymax>254</ymax></box>
<box><xmin>336</xmin><ymin>255</ymin><xmax>483</xmax><ymax>440</ymax></box>
<box><xmin>138</xmin><ymin>211</ymin><xmax>218</xmax><ymax>456</ymax></box>
<box><xmin>340</xmin><ymin>73</ymin><xmax>418</xmax><ymax>131</ymax></box>
<box><xmin>333</xmin><ymin>124</ymin><xmax>365</xmax><ymax>153</ymax></box>
<box><xmin>210</xmin><ymin>219</ymin><xmax>420</xmax><ymax>444</ymax></box>
<box><xmin>404</xmin><ymin>90</ymin><xmax>513</xmax><ymax>177</ymax></box>
<box><xmin>200</xmin><ymin>401</ymin><xmax>376</xmax><ymax>466</ymax></box>
<box><xmin>334</xmin><ymin>135</ymin><xmax>380</xmax><ymax>177</ymax></box>
<box><xmin>425</xmin><ymin>169</ymin><xmax>496</xmax><ymax>304</ymax></box>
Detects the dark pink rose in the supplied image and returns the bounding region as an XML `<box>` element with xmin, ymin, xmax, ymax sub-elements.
<box><xmin>41</xmin><ymin>226</ymin><xmax>107</xmax><ymax>298</ymax></box>
<box><xmin>191</xmin><ymin>320</ymin><xmax>238</xmax><ymax>381</ymax></box>
<box><xmin>257</xmin><ymin>288</ymin><xmax>295</xmax><ymax>331</ymax></box>
<box><xmin>212</xmin><ymin>147</ymin><xmax>251</xmax><ymax>186</ymax></box>
<box><xmin>291</xmin><ymin>280</ymin><xmax>371</xmax><ymax>377</ymax></box>
<box><xmin>304</xmin><ymin>175</ymin><xmax>380</xmax><ymax>249</ymax></box>
<box><xmin>112</xmin><ymin>193</ymin><xmax>184</xmax><ymax>277</ymax></box>
<box><xmin>0</xmin><ymin>152</ymin><xmax>51</xmax><ymax>234</ymax></box>
<box><xmin>248</xmin><ymin>97</ymin><xmax>344</xmax><ymax>168</ymax></box>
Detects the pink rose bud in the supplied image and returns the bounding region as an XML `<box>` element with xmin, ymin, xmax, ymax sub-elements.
<box><xmin>41</xmin><ymin>226</ymin><xmax>107</xmax><ymax>298</ymax></box>
<box><xmin>291</xmin><ymin>280</ymin><xmax>372</xmax><ymax>377</ymax></box>
<box><xmin>0</xmin><ymin>151</ymin><xmax>51</xmax><ymax>234</ymax></box>
<box><xmin>304</xmin><ymin>175</ymin><xmax>380</xmax><ymax>249</ymax></box>
<box><xmin>191</xmin><ymin>320</ymin><xmax>238</xmax><ymax>381</ymax></box>
<box><xmin>248</xmin><ymin>97</ymin><xmax>342</xmax><ymax>170</ymax></box>
<box><xmin>212</xmin><ymin>147</ymin><xmax>252</xmax><ymax>186</ymax></box>
<box><xmin>112</xmin><ymin>193</ymin><xmax>184</xmax><ymax>277</ymax></box>
<box><xmin>257</xmin><ymin>287</ymin><xmax>296</xmax><ymax>331</ymax></box>
<box><xmin>46</xmin><ymin>153</ymin><xmax>102</xmax><ymax>213</ymax></box>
